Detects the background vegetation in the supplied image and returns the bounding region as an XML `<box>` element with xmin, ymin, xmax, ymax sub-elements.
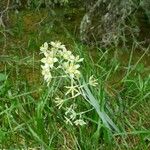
<box><xmin>0</xmin><ymin>0</ymin><xmax>150</xmax><ymax>149</ymax></box>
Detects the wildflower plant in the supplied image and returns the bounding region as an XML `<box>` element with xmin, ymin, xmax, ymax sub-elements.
<box><xmin>40</xmin><ymin>41</ymin><xmax>119</xmax><ymax>131</ymax></box>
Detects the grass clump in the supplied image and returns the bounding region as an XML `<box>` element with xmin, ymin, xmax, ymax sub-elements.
<box><xmin>1</xmin><ymin>41</ymin><xmax>150</xmax><ymax>149</ymax></box>
<box><xmin>0</xmin><ymin>5</ymin><xmax>150</xmax><ymax>149</ymax></box>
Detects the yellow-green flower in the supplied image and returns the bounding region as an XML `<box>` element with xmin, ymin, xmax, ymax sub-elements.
<box><xmin>89</xmin><ymin>75</ymin><xmax>98</xmax><ymax>86</ymax></box>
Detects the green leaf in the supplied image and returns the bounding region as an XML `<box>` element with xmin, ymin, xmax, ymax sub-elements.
<box><xmin>0</xmin><ymin>73</ymin><xmax>7</xmax><ymax>82</ymax></box>
<box><xmin>82</xmin><ymin>79</ymin><xmax>119</xmax><ymax>133</ymax></box>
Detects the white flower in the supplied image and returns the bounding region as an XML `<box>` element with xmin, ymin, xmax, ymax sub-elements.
<box><xmin>41</xmin><ymin>65</ymin><xmax>52</xmax><ymax>84</ymax></box>
<box><xmin>69</xmin><ymin>55</ymin><xmax>84</xmax><ymax>63</ymax></box>
<box><xmin>43</xmin><ymin>50</ymin><xmax>54</xmax><ymax>57</ymax></box>
<box><xmin>55</xmin><ymin>97</ymin><xmax>65</xmax><ymax>109</ymax></box>
<box><xmin>63</xmin><ymin>51</ymin><xmax>74</xmax><ymax>60</ymax></box>
<box><xmin>50</xmin><ymin>41</ymin><xmax>66</xmax><ymax>50</ymax></box>
<box><xmin>63</xmin><ymin>62</ymin><xmax>80</xmax><ymax>78</ymax></box>
<box><xmin>61</xmin><ymin>50</ymin><xmax>84</xmax><ymax>63</ymax></box>
<box><xmin>40</xmin><ymin>42</ymin><xmax>48</xmax><ymax>53</ymax></box>
<box><xmin>65</xmin><ymin>84</ymin><xmax>80</xmax><ymax>98</ymax></box>
<box><xmin>65</xmin><ymin>106</ymin><xmax>77</xmax><ymax>120</ymax></box>
<box><xmin>74</xmin><ymin>119</ymin><xmax>86</xmax><ymax>126</ymax></box>
<box><xmin>64</xmin><ymin>116</ymin><xmax>73</xmax><ymax>125</ymax></box>
<box><xmin>61</xmin><ymin>49</ymin><xmax>75</xmax><ymax>60</ymax></box>
<box><xmin>74</xmin><ymin>55</ymin><xmax>84</xmax><ymax>62</ymax></box>
<box><xmin>89</xmin><ymin>75</ymin><xmax>98</xmax><ymax>86</ymax></box>
<box><xmin>41</xmin><ymin>56</ymin><xmax>58</xmax><ymax>68</ymax></box>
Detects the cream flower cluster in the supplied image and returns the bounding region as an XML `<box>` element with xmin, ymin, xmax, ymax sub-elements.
<box><xmin>40</xmin><ymin>41</ymin><xmax>83</xmax><ymax>85</ymax></box>
<box><xmin>40</xmin><ymin>41</ymin><xmax>98</xmax><ymax>127</ymax></box>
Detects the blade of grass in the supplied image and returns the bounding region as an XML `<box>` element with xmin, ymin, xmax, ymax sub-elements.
<box><xmin>81</xmin><ymin>79</ymin><xmax>119</xmax><ymax>132</ymax></box>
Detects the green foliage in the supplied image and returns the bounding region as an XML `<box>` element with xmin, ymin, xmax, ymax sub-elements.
<box><xmin>0</xmin><ymin>2</ymin><xmax>150</xmax><ymax>149</ymax></box>
<box><xmin>0</xmin><ymin>73</ymin><xmax>7</xmax><ymax>82</ymax></box>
